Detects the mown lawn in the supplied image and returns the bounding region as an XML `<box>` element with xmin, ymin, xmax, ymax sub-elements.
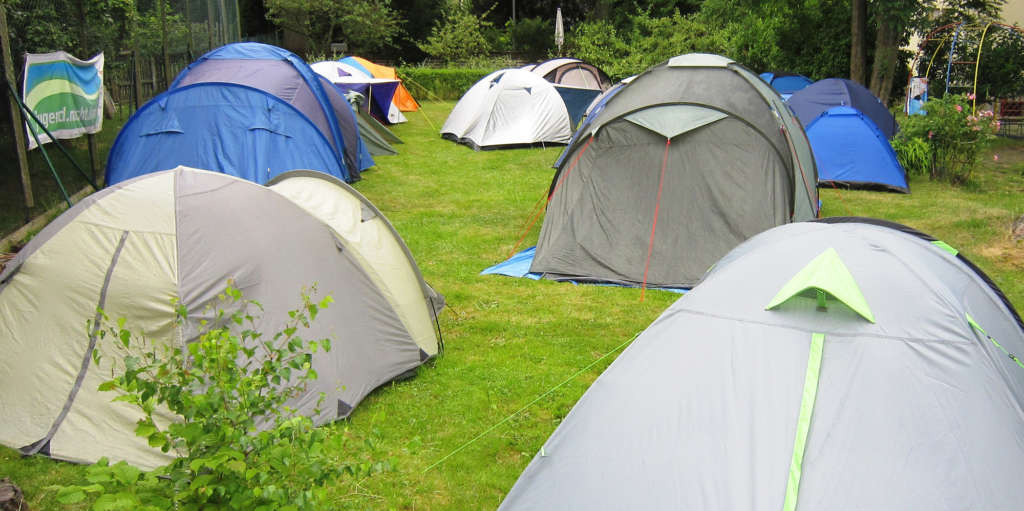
<box><xmin>1</xmin><ymin>101</ymin><xmax>1022</xmax><ymax>510</ymax></box>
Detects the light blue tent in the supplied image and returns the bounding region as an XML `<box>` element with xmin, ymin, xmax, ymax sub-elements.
<box><xmin>806</xmin><ymin>106</ymin><xmax>908</xmax><ymax>193</ymax></box>
<box><xmin>105</xmin><ymin>83</ymin><xmax>348</xmax><ymax>185</ymax></box>
<box><xmin>171</xmin><ymin>42</ymin><xmax>370</xmax><ymax>178</ymax></box>
<box><xmin>759</xmin><ymin>71</ymin><xmax>813</xmax><ymax>99</ymax></box>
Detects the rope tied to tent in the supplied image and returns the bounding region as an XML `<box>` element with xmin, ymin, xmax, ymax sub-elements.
<box><xmin>508</xmin><ymin>135</ymin><xmax>595</xmax><ymax>258</ymax></box>
<box><xmin>640</xmin><ymin>138</ymin><xmax>671</xmax><ymax>302</ymax></box>
<box><xmin>422</xmin><ymin>330</ymin><xmax>641</xmax><ymax>474</ymax></box>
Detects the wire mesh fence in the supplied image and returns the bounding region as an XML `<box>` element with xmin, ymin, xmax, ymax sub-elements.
<box><xmin>1</xmin><ymin>1</ymin><xmax>242</xmax><ymax>231</ymax></box>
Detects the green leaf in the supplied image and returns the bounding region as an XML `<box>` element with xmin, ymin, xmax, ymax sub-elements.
<box><xmin>110</xmin><ymin>461</ymin><xmax>142</xmax><ymax>486</ymax></box>
<box><xmin>134</xmin><ymin>422</ymin><xmax>157</xmax><ymax>438</ymax></box>
<box><xmin>147</xmin><ymin>433</ymin><xmax>166</xmax><ymax>448</ymax></box>
<box><xmin>55</xmin><ymin>486</ymin><xmax>87</xmax><ymax>504</ymax></box>
<box><xmin>98</xmin><ymin>380</ymin><xmax>117</xmax><ymax>392</ymax></box>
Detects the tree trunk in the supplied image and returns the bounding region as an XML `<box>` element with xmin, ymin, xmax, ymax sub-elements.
<box><xmin>850</xmin><ymin>0</ymin><xmax>867</xmax><ymax>84</ymax></box>
<box><xmin>869</xmin><ymin>17</ymin><xmax>899</xmax><ymax>106</ymax></box>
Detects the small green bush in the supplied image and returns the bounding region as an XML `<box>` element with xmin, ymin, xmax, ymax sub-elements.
<box><xmin>52</xmin><ymin>284</ymin><xmax>347</xmax><ymax>510</ymax></box>
<box><xmin>896</xmin><ymin>94</ymin><xmax>1001</xmax><ymax>184</ymax></box>
<box><xmin>398</xmin><ymin>67</ymin><xmax>496</xmax><ymax>101</ymax></box>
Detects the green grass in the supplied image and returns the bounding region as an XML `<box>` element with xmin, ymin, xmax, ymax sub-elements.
<box><xmin>1</xmin><ymin>101</ymin><xmax>1022</xmax><ymax>509</ymax></box>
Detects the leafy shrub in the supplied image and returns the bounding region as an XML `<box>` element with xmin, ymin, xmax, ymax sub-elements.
<box><xmin>896</xmin><ymin>94</ymin><xmax>1001</xmax><ymax>184</ymax></box>
<box><xmin>567</xmin><ymin>10</ymin><xmax>724</xmax><ymax>80</ymax></box>
<box><xmin>398</xmin><ymin>67</ymin><xmax>497</xmax><ymax>101</ymax></box>
<box><xmin>53</xmin><ymin>284</ymin><xmax>346</xmax><ymax>510</ymax></box>
<box><xmin>891</xmin><ymin>136</ymin><xmax>931</xmax><ymax>177</ymax></box>
<box><xmin>418</xmin><ymin>2</ymin><xmax>492</xmax><ymax>63</ymax></box>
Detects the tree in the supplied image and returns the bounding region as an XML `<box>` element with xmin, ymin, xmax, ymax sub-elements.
<box><xmin>850</xmin><ymin>0</ymin><xmax>867</xmax><ymax>84</ymax></box>
<box><xmin>418</xmin><ymin>1</ymin><xmax>492</xmax><ymax>63</ymax></box>
<box><xmin>264</xmin><ymin>0</ymin><xmax>403</xmax><ymax>55</ymax></box>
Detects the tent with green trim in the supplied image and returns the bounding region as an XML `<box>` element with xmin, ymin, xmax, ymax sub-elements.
<box><xmin>531</xmin><ymin>54</ymin><xmax>819</xmax><ymax>290</ymax></box>
<box><xmin>499</xmin><ymin>217</ymin><xmax>1024</xmax><ymax>510</ymax></box>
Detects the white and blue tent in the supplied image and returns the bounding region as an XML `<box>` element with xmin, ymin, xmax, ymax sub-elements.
<box><xmin>441</xmin><ymin>69</ymin><xmax>601</xmax><ymax>150</ymax></box>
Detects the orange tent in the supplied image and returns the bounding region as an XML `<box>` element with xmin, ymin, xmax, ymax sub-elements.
<box><xmin>348</xmin><ymin>56</ymin><xmax>419</xmax><ymax>112</ymax></box>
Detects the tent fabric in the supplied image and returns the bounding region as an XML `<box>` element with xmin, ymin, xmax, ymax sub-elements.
<box><xmin>500</xmin><ymin>219</ymin><xmax>1024</xmax><ymax>510</ymax></box>
<box><xmin>341</xmin><ymin>56</ymin><xmax>419</xmax><ymax>112</ymax></box>
<box><xmin>525</xmin><ymin>58</ymin><xmax>612</xmax><ymax>91</ymax></box>
<box><xmin>441</xmin><ymin>69</ymin><xmax>574</xmax><ymax>150</ymax></box>
<box><xmin>170</xmin><ymin>42</ymin><xmax>360</xmax><ymax>177</ymax></box>
<box><xmin>315</xmin><ymin>75</ymin><xmax>374</xmax><ymax>171</ymax></box>
<box><xmin>312</xmin><ymin>61</ymin><xmax>400</xmax><ymax>124</ymax></box>
<box><xmin>0</xmin><ymin>167</ymin><xmax>442</xmax><ymax>470</ymax></box>
<box><xmin>105</xmin><ymin>83</ymin><xmax>350</xmax><ymax>185</ymax></box>
<box><xmin>806</xmin><ymin>106</ymin><xmax>908</xmax><ymax>192</ymax></box>
<box><xmin>553</xmin><ymin>76</ymin><xmax>636</xmax><ymax>168</ymax></box>
<box><xmin>532</xmin><ymin>53</ymin><xmax>819</xmax><ymax>288</ymax></box>
<box><xmin>759</xmin><ymin>71</ymin><xmax>814</xmax><ymax>97</ymax></box>
<box><xmin>787</xmin><ymin>78</ymin><xmax>898</xmax><ymax>139</ymax></box>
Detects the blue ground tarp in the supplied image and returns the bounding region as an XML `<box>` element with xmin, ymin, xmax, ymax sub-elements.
<box><xmin>482</xmin><ymin>247</ymin><xmax>686</xmax><ymax>293</ymax></box>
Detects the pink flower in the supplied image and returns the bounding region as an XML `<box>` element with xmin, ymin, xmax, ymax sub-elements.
<box><xmin>996</xmin><ymin>120</ymin><xmax>1001</xmax><ymax>129</ymax></box>
<box><xmin>955</xmin><ymin>104</ymin><xmax>963</xmax><ymax>112</ymax></box>
<box><xmin>994</xmin><ymin>154</ymin><xmax>999</xmax><ymax>161</ymax></box>
<box><xmin>928</xmin><ymin>130</ymin><xmax>934</xmax><ymax>139</ymax></box>
<box><xmin>967</xmin><ymin>93</ymin><xmax>976</xmax><ymax>100</ymax></box>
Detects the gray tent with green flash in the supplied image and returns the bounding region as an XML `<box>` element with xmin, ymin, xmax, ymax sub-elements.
<box><xmin>531</xmin><ymin>54</ymin><xmax>819</xmax><ymax>289</ymax></box>
<box><xmin>501</xmin><ymin>218</ymin><xmax>1024</xmax><ymax>510</ymax></box>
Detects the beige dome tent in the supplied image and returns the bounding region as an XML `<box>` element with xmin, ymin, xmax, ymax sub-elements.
<box><xmin>0</xmin><ymin>167</ymin><xmax>442</xmax><ymax>469</ymax></box>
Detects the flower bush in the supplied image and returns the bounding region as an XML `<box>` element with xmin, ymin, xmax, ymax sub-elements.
<box><xmin>895</xmin><ymin>93</ymin><xmax>1001</xmax><ymax>184</ymax></box>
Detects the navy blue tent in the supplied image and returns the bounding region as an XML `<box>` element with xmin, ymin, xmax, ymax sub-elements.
<box><xmin>806</xmin><ymin>106</ymin><xmax>908</xmax><ymax>193</ymax></box>
<box><xmin>759</xmin><ymin>71</ymin><xmax>813</xmax><ymax>98</ymax></box>
<box><xmin>170</xmin><ymin>42</ymin><xmax>369</xmax><ymax>177</ymax></box>
<box><xmin>787</xmin><ymin>78</ymin><xmax>897</xmax><ymax>139</ymax></box>
<box><xmin>105</xmin><ymin>83</ymin><xmax>348</xmax><ymax>185</ymax></box>
<box><xmin>552</xmin><ymin>79</ymin><xmax>631</xmax><ymax>168</ymax></box>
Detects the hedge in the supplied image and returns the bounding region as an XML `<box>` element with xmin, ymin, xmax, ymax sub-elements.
<box><xmin>396</xmin><ymin>67</ymin><xmax>496</xmax><ymax>101</ymax></box>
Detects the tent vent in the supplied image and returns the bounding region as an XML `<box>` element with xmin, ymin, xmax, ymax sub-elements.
<box><xmin>337</xmin><ymin>399</ymin><xmax>353</xmax><ymax>418</ymax></box>
<box><xmin>766</xmin><ymin>247</ymin><xmax>875</xmax><ymax>323</ymax></box>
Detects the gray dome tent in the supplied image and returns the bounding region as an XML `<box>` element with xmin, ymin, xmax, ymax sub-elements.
<box><xmin>531</xmin><ymin>54</ymin><xmax>819</xmax><ymax>289</ymax></box>
<box><xmin>501</xmin><ymin>218</ymin><xmax>1024</xmax><ymax>510</ymax></box>
<box><xmin>0</xmin><ymin>167</ymin><xmax>443</xmax><ymax>469</ymax></box>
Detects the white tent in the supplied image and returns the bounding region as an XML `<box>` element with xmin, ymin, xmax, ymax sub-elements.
<box><xmin>441</xmin><ymin>69</ymin><xmax>573</xmax><ymax>150</ymax></box>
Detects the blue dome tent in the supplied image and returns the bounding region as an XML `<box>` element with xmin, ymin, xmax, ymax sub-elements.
<box><xmin>806</xmin><ymin>106</ymin><xmax>908</xmax><ymax>193</ymax></box>
<box><xmin>787</xmin><ymin>78</ymin><xmax>897</xmax><ymax>139</ymax></box>
<box><xmin>105</xmin><ymin>83</ymin><xmax>348</xmax><ymax>185</ymax></box>
<box><xmin>759</xmin><ymin>71</ymin><xmax>813</xmax><ymax>99</ymax></box>
<box><xmin>170</xmin><ymin>42</ymin><xmax>369</xmax><ymax>178</ymax></box>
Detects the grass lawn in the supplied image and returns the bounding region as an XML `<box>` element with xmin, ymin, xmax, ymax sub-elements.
<box><xmin>1</xmin><ymin>100</ymin><xmax>1022</xmax><ymax>509</ymax></box>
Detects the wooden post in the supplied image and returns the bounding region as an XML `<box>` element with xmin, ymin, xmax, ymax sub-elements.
<box><xmin>76</xmin><ymin>0</ymin><xmax>102</xmax><ymax>185</ymax></box>
<box><xmin>158</xmin><ymin>0</ymin><xmax>170</xmax><ymax>89</ymax></box>
<box><xmin>0</xmin><ymin>5</ymin><xmax>33</xmax><ymax>209</ymax></box>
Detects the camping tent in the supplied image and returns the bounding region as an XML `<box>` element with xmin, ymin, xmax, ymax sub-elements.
<box><xmin>340</xmin><ymin>56</ymin><xmax>418</xmax><ymax>117</ymax></box>
<box><xmin>759</xmin><ymin>71</ymin><xmax>813</xmax><ymax>98</ymax></box>
<box><xmin>343</xmin><ymin>90</ymin><xmax>402</xmax><ymax>157</ymax></box>
<box><xmin>524</xmin><ymin>58</ymin><xmax>612</xmax><ymax>91</ymax></box>
<box><xmin>532</xmin><ymin>54</ymin><xmax>819</xmax><ymax>289</ymax></box>
<box><xmin>442</xmin><ymin>69</ymin><xmax>597</xmax><ymax>150</ymax></box>
<box><xmin>105</xmin><ymin>83</ymin><xmax>351</xmax><ymax>185</ymax></box>
<box><xmin>0</xmin><ymin>167</ymin><xmax>443</xmax><ymax>470</ymax></box>
<box><xmin>314</xmin><ymin>75</ymin><xmax>376</xmax><ymax>170</ymax></box>
<box><xmin>171</xmin><ymin>42</ymin><xmax>367</xmax><ymax>175</ymax></box>
<box><xmin>500</xmin><ymin>218</ymin><xmax>1024</xmax><ymax>510</ymax></box>
<box><xmin>312</xmin><ymin>60</ymin><xmax>401</xmax><ymax>124</ymax></box>
<box><xmin>787</xmin><ymin>78</ymin><xmax>898</xmax><ymax>139</ymax></box>
<box><xmin>806</xmin><ymin>106</ymin><xmax>909</xmax><ymax>192</ymax></box>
